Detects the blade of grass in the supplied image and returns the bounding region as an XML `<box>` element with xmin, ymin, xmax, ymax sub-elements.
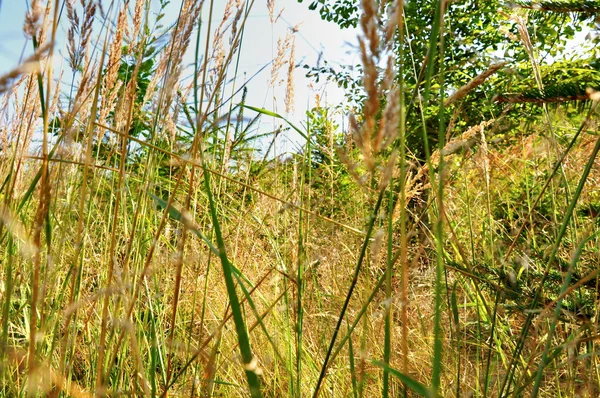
<box><xmin>242</xmin><ymin>104</ymin><xmax>309</xmax><ymax>141</ymax></box>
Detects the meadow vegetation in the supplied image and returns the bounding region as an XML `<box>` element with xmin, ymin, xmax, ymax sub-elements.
<box><xmin>1</xmin><ymin>0</ymin><xmax>600</xmax><ymax>396</ymax></box>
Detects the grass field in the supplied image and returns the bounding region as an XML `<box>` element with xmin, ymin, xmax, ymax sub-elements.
<box><xmin>1</xmin><ymin>0</ymin><xmax>600</xmax><ymax>396</ymax></box>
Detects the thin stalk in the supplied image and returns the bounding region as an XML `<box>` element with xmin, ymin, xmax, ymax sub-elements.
<box><xmin>59</xmin><ymin>6</ymin><xmax>113</xmax><ymax>380</ymax></box>
<box><xmin>383</xmin><ymin>179</ymin><xmax>394</xmax><ymax>398</ymax></box>
<box><xmin>430</xmin><ymin>0</ymin><xmax>447</xmax><ymax>390</ymax></box>
<box><xmin>0</xmin><ymin>237</ymin><xmax>15</xmax><ymax>370</ymax></box>
<box><xmin>396</xmin><ymin>0</ymin><xmax>409</xmax><ymax>384</ymax></box>
<box><xmin>295</xmin><ymin>110</ymin><xmax>311</xmax><ymax>397</ymax></box>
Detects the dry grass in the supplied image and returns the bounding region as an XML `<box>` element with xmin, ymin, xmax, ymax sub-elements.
<box><xmin>0</xmin><ymin>1</ymin><xmax>599</xmax><ymax>397</ymax></box>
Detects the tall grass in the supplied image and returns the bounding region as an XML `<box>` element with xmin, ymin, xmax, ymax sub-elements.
<box><xmin>0</xmin><ymin>0</ymin><xmax>599</xmax><ymax>397</ymax></box>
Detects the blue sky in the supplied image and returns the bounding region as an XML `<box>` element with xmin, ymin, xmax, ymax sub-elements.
<box><xmin>0</xmin><ymin>1</ymin><xmax>360</xmax><ymax>154</ymax></box>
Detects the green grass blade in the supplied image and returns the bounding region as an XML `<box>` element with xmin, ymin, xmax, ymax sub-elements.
<box><xmin>242</xmin><ymin>105</ymin><xmax>309</xmax><ymax>141</ymax></box>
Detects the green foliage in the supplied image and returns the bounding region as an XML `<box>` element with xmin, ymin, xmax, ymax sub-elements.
<box><xmin>118</xmin><ymin>45</ymin><xmax>156</xmax><ymax>107</ymax></box>
<box><xmin>300</xmin><ymin>0</ymin><xmax>596</xmax><ymax>162</ymax></box>
<box><xmin>496</xmin><ymin>57</ymin><xmax>600</xmax><ymax>103</ymax></box>
<box><xmin>306</xmin><ymin>106</ymin><xmax>355</xmax><ymax>216</ymax></box>
<box><xmin>493</xmin><ymin>170</ymin><xmax>556</xmax><ymax>245</ymax></box>
<box><xmin>297</xmin><ymin>0</ymin><xmax>359</xmax><ymax>29</ymax></box>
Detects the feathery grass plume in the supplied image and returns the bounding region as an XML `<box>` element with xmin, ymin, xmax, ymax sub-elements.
<box><xmin>66</xmin><ymin>0</ymin><xmax>79</xmax><ymax>69</ymax></box>
<box><xmin>346</xmin><ymin>0</ymin><xmax>398</xmax><ymax>174</ymax></box>
<box><xmin>98</xmin><ymin>6</ymin><xmax>126</xmax><ymax>126</ymax></box>
<box><xmin>34</xmin><ymin>1</ymin><xmax>53</xmax><ymax>48</ymax></box>
<box><xmin>444</xmin><ymin>62</ymin><xmax>507</xmax><ymax>106</ymax></box>
<box><xmin>392</xmin><ymin>165</ymin><xmax>429</xmax><ymax>220</ymax></box>
<box><xmin>112</xmin><ymin>74</ymin><xmax>137</xmax><ymax>134</ymax></box>
<box><xmin>267</xmin><ymin>0</ymin><xmax>276</xmax><ymax>23</ymax></box>
<box><xmin>160</xmin><ymin>0</ymin><xmax>202</xmax><ymax>118</ymax></box>
<box><xmin>361</xmin><ymin>0</ymin><xmax>379</xmax><ymax>57</ymax></box>
<box><xmin>440</xmin><ymin>119</ymin><xmax>495</xmax><ymax>156</ymax></box>
<box><xmin>24</xmin><ymin>0</ymin><xmax>42</xmax><ymax>38</ymax></box>
<box><xmin>65</xmin><ymin>64</ymin><xmax>94</xmax><ymax>145</ymax></box>
<box><xmin>106</xmin><ymin>6</ymin><xmax>127</xmax><ymax>78</ymax></box>
<box><xmin>1</xmin><ymin>77</ymin><xmax>25</xmax><ymax>162</ymax></box>
<box><xmin>207</xmin><ymin>0</ymin><xmax>245</xmax><ymax>100</ymax></box>
<box><xmin>514</xmin><ymin>14</ymin><xmax>534</xmax><ymax>52</ymax></box>
<box><xmin>384</xmin><ymin>0</ymin><xmax>401</xmax><ymax>44</ymax></box>
<box><xmin>512</xmin><ymin>12</ymin><xmax>543</xmax><ymax>86</ymax></box>
<box><xmin>78</xmin><ymin>0</ymin><xmax>97</xmax><ymax>66</ymax></box>
<box><xmin>143</xmin><ymin>55</ymin><xmax>168</xmax><ymax>109</ymax></box>
<box><xmin>132</xmin><ymin>0</ymin><xmax>145</xmax><ymax>41</ymax></box>
<box><xmin>211</xmin><ymin>0</ymin><xmax>236</xmax><ymax>71</ymax></box>
<box><xmin>230</xmin><ymin>1</ymin><xmax>245</xmax><ymax>45</ymax></box>
<box><xmin>6</xmin><ymin>44</ymin><xmax>52</xmax><ymax>161</ymax></box>
<box><xmin>336</xmin><ymin>144</ymin><xmax>369</xmax><ymax>189</ymax></box>
<box><xmin>0</xmin><ymin>43</ymin><xmax>52</xmax><ymax>94</ymax></box>
<box><xmin>285</xmin><ymin>37</ymin><xmax>296</xmax><ymax>114</ymax></box>
<box><xmin>48</xmin><ymin>69</ymin><xmax>64</xmax><ymax>118</ymax></box>
<box><xmin>211</xmin><ymin>40</ymin><xmax>227</xmax><ymax>92</ymax></box>
<box><xmin>378</xmin><ymin>149</ymin><xmax>398</xmax><ymax>191</ymax></box>
<box><xmin>67</xmin><ymin>0</ymin><xmax>96</xmax><ymax>72</ymax></box>
<box><xmin>379</xmin><ymin>87</ymin><xmax>400</xmax><ymax>150</ymax></box>
<box><xmin>0</xmin><ymin>84</ymin><xmax>14</xmax><ymax>151</ymax></box>
<box><xmin>374</xmin><ymin>57</ymin><xmax>396</xmax><ymax>152</ymax></box>
<box><xmin>269</xmin><ymin>31</ymin><xmax>295</xmax><ymax>86</ymax></box>
<box><xmin>371</xmin><ymin>227</ymin><xmax>386</xmax><ymax>269</ymax></box>
<box><xmin>358</xmin><ymin>37</ymin><xmax>379</xmax><ymax>139</ymax></box>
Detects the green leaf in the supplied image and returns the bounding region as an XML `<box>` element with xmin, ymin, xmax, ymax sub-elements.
<box><xmin>242</xmin><ymin>105</ymin><xmax>309</xmax><ymax>141</ymax></box>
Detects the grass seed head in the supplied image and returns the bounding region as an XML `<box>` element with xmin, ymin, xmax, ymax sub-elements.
<box><xmin>24</xmin><ymin>0</ymin><xmax>43</xmax><ymax>38</ymax></box>
<box><xmin>285</xmin><ymin>38</ymin><xmax>296</xmax><ymax>114</ymax></box>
